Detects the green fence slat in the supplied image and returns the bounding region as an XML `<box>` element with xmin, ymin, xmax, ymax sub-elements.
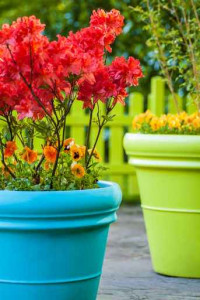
<box><xmin>186</xmin><ymin>95</ymin><xmax>198</xmax><ymax>114</ymax></box>
<box><xmin>129</xmin><ymin>92</ymin><xmax>144</xmax><ymax>118</ymax></box>
<box><xmin>90</xmin><ymin>104</ymin><xmax>105</xmax><ymax>162</ymax></box>
<box><xmin>127</xmin><ymin>92</ymin><xmax>143</xmax><ymax>197</ymax></box>
<box><xmin>148</xmin><ymin>76</ymin><xmax>165</xmax><ymax>115</ymax></box>
<box><xmin>69</xmin><ymin>101</ymin><xmax>85</xmax><ymax>145</ymax></box>
<box><xmin>108</xmin><ymin>103</ymin><xmax>125</xmax><ymax>193</ymax></box>
<box><xmin>91</xmin><ymin>102</ymin><xmax>105</xmax><ymax>161</ymax></box>
<box><xmin>168</xmin><ymin>94</ymin><xmax>183</xmax><ymax>114</ymax></box>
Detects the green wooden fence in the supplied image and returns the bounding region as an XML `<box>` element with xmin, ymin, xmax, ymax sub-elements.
<box><xmin>0</xmin><ymin>76</ymin><xmax>197</xmax><ymax>200</ymax></box>
<box><xmin>68</xmin><ymin>76</ymin><xmax>196</xmax><ymax>201</ymax></box>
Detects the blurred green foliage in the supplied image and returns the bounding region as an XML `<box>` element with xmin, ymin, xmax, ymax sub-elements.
<box><xmin>0</xmin><ymin>0</ymin><xmax>158</xmax><ymax>94</ymax></box>
<box><xmin>132</xmin><ymin>0</ymin><xmax>200</xmax><ymax>110</ymax></box>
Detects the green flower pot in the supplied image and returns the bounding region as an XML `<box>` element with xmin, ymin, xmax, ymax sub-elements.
<box><xmin>124</xmin><ymin>133</ymin><xmax>200</xmax><ymax>278</ymax></box>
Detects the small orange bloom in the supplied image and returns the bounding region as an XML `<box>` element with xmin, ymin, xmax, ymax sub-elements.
<box><xmin>71</xmin><ymin>164</ymin><xmax>85</xmax><ymax>178</ymax></box>
<box><xmin>79</xmin><ymin>146</ymin><xmax>86</xmax><ymax>157</ymax></box>
<box><xmin>21</xmin><ymin>147</ymin><xmax>37</xmax><ymax>164</ymax></box>
<box><xmin>88</xmin><ymin>149</ymin><xmax>101</xmax><ymax>161</ymax></box>
<box><xmin>4</xmin><ymin>141</ymin><xmax>17</xmax><ymax>158</ymax></box>
<box><xmin>2</xmin><ymin>165</ymin><xmax>14</xmax><ymax>178</ymax></box>
<box><xmin>63</xmin><ymin>138</ymin><xmax>75</xmax><ymax>153</ymax></box>
<box><xmin>44</xmin><ymin>161</ymin><xmax>51</xmax><ymax>170</ymax></box>
<box><xmin>70</xmin><ymin>145</ymin><xmax>82</xmax><ymax>161</ymax></box>
<box><xmin>43</xmin><ymin>146</ymin><xmax>57</xmax><ymax>163</ymax></box>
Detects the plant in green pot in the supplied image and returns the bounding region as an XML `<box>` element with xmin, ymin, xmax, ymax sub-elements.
<box><xmin>124</xmin><ymin>0</ymin><xmax>200</xmax><ymax>278</ymax></box>
<box><xmin>0</xmin><ymin>10</ymin><xmax>143</xmax><ymax>300</ymax></box>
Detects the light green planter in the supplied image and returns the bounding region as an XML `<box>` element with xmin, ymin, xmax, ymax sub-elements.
<box><xmin>124</xmin><ymin>133</ymin><xmax>200</xmax><ymax>278</ymax></box>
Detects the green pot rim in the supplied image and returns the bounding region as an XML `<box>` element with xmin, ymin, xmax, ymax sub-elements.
<box><xmin>124</xmin><ymin>133</ymin><xmax>200</xmax><ymax>158</ymax></box>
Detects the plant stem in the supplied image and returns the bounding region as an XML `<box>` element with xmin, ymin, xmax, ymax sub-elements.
<box><xmin>85</xmin><ymin>108</ymin><xmax>93</xmax><ymax>165</ymax></box>
<box><xmin>50</xmin><ymin>144</ymin><xmax>60</xmax><ymax>189</ymax></box>
<box><xmin>35</xmin><ymin>154</ymin><xmax>45</xmax><ymax>172</ymax></box>
<box><xmin>146</xmin><ymin>0</ymin><xmax>180</xmax><ymax>113</ymax></box>
<box><xmin>17</xmin><ymin>132</ymin><xmax>25</xmax><ymax>147</ymax></box>
<box><xmin>86</xmin><ymin>123</ymin><xmax>104</xmax><ymax>168</ymax></box>
<box><xmin>169</xmin><ymin>0</ymin><xmax>200</xmax><ymax>111</ymax></box>
<box><xmin>61</xmin><ymin>99</ymin><xmax>74</xmax><ymax>147</ymax></box>
<box><xmin>5</xmin><ymin>114</ymin><xmax>13</xmax><ymax>140</ymax></box>
<box><xmin>190</xmin><ymin>0</ymin><xmax>200</xmax><ymax>29</ymax></box>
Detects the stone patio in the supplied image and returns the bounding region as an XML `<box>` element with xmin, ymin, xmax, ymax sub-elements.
<box><xmin>98</xmin><ymin>205</ymin><xmax>200</xmax><ymax>300</ymax></box>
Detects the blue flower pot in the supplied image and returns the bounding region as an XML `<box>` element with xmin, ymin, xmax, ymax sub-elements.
<box><xmin>0</xmin><ymin>181</ymin><xmax>121</xmax><ymax>300</ymax></box>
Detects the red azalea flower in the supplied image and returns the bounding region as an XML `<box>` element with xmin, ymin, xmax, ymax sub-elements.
<box><xmin>108</xmin><ymin>56</ymin><xmax>143</xmax><ymax>87</ymax></box>
<box><xmin>77</xmin><ymin>67</ymin><xmax>116</xmax><ymax>109</ymax></box>
<box><xmin>90</xmin><ymin>9</ymin><xmax>124</xmax><ymax>52</ymax></box>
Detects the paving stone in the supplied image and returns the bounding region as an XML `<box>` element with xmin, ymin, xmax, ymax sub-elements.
<box><xmin>98</xmin><ymin>206</ymin><xmax>200</xmax><ymax>300</ymax></box>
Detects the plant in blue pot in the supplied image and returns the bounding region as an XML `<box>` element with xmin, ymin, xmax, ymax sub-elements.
<box><xmin>0</xmin><ymin>9</ymin><xmax>143</xmax><ymax>300</ymax></box>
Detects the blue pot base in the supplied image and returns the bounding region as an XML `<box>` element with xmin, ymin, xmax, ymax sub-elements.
<box><xmin>0</xmin><ymin>276</ymin><xmax>100</xmax><ymax>300</ymax></box>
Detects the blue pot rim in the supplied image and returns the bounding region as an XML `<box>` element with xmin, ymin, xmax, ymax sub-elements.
<box><xmin>0</xmin><ymin>181</ymin><xmax>122</xmax><ymax>218</ymax></box>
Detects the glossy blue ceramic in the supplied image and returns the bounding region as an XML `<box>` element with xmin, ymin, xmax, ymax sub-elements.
<box><xmin>0</xmin><ymin>181</ymin><xmax>122</xmax><ymax>300</ymax></box>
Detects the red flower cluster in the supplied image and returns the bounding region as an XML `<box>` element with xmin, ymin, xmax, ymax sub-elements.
<box><xmin>0</xmin><ymin>10</ymin><xmax>143</xmax><ymax>118</ymax></box>
<box><xmin>0</xmin><ymin>16</ymin><xmax>52</xmax><ymax>119</ymax></box>
<box><xmin>78</xmin><ymin>56</ymin><xmax>143</xmax><ymax>109</ymax></box>
<box><xmin>90</xmin><ymin>9</ymin><xmax>124</xmax><ymax>52</ymax></box>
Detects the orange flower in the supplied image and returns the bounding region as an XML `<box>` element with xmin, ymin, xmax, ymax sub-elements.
<box><xmin>79</xmin><ymin>146</ymin><xmax>86</xmax><ymax>157</ymax></box>
<box><xmin>71</xmin><ymin>164</ymin><xmax>85</xmax><ymax>178</ymax></box>
<box><xmin>88</xmin><ymin>149</ymin><xmax>101</xmax><ymax>161</ymax></box>
<box><xmin>70</xmin><ymin>145</ymin><xmax>82</xmax><ymax>161</ymax></box>
<box><xmin>44</xmin><ymin>161</ymin><xmax>51</xmax><ymax>170</ymax></box>
<box><xmin>4</xmin><ymin>141</ymin><xmax>17</xmax><ymax>158</ymax></box>
<box><xmin>21</xmin><ymin>147</ymin><xmax>37</xmax><ymax>164</ymax></box>
<box><xmin>2</xmin><ymin>165</ymin><xmax>14</xmax><ymax>178</ymax></box>
<box><xmin>43</xmin><ymin>146</ymin><xmax>57</xmax><ymax>163</ymax></box>
<box><xmin>63</xmin><ymin>138</ymin><xmax>75</xmax><ymax>153</ymax></box>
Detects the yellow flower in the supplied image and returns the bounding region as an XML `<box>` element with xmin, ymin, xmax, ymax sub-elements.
<box><xmin>144</xmin><ymin>109</ymin><xmax>154</xmax><ymax>122</ymax></box>
<box><xmin>192</xmin><ymin>117</ymin><xmax>200</xmax><ymax>129</ymax></box>
<box><xmin>132</xmin><ymin>119</ymin><xmax>141</xmax><ymax>130</ymax></box>
<box><xmin>150</xmin><ymin>117</ymin><xmax>160</xmax><ymax>131</ymax></box>
<box><xmin>133</xmin><ymin>110</ymin><xmax>200</xmax><ymax>133</ymax></box>
<box><xmin>88</xmin><ymin>149</ymin><xmax>101</xmax><ymax>162</ymax></box>
<box><xmin>178</xmin><ymin>111</ymin><xmax>187</xmax><ymax>122</ymax></box>
<box><xmin>71</xmin><ymin>164</ymin><xmax>85</xmax><ymax>178</ymax></box>
<box><xmin>168</xmin><ymin>116</ymin><xmax>181</xmax><ymax>129</ymax></box>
